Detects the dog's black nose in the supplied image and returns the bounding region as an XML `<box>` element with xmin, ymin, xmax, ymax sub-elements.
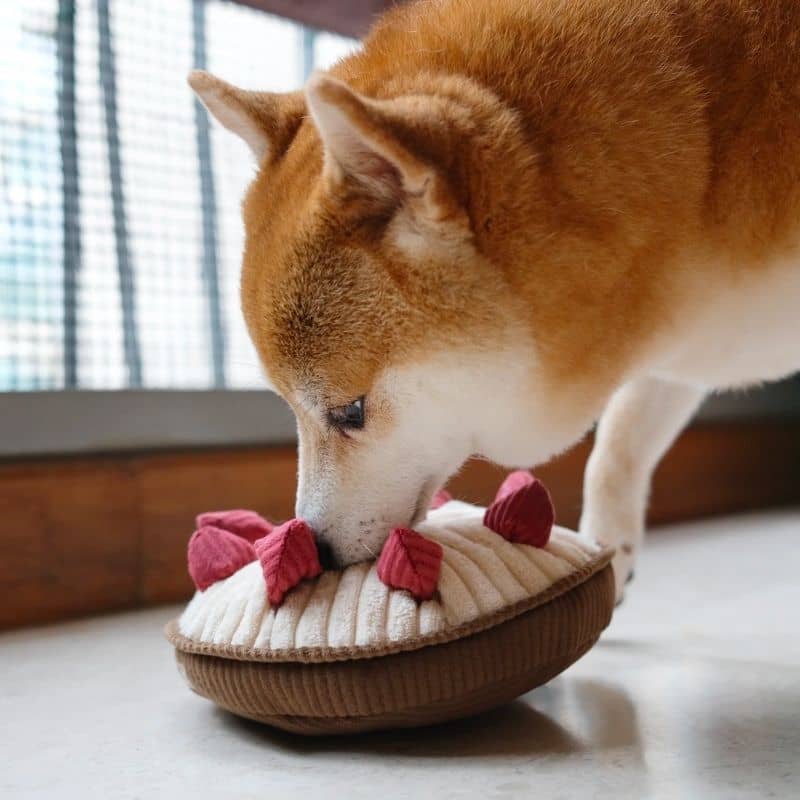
<box><xmin>315</xmin><ymin>538</ymin><xmax>339</xmax><ymax>571</ymax></box>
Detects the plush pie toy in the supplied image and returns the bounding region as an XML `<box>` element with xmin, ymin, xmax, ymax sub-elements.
<box><xmin>167</xmin><ymin>472</ymin><xmax>615</xmax><ymax>735</ymax></box>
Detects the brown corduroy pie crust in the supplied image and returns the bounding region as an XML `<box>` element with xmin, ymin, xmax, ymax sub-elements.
<box><xmin>166</xmin><ymin>550</ymin><xmax>615</xmax><ymax>735</ymax></box>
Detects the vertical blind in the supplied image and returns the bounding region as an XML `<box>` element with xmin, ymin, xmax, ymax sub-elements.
<box><xmin>0</xmin><ymin>0</ymin><xmax>356</xmax><ymax>391</ymax></box>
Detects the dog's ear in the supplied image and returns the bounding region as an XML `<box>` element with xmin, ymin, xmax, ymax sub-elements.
<box><xmin>188</xmin><ymin>71</ymin><xmax>304</xmax><ymax>162</ymax></box>
<box><xmin>305</xmin><ymin>73</ymin><xmax>465</xmax><ymax>228</ymax></box>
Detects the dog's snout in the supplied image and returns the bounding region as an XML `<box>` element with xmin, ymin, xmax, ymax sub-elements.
<box><xmin>315</xmin><ymin>536</ymin><xmax>339</xmax><ymax>571</ymax></box>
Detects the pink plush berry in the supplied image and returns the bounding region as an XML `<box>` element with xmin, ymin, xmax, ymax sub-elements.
<box><xmin>377</xmin><ymin>528</ymin><xmax>443</xmax><ymax>601</ymax></box>
<box><xmin>188</xmin><ymin>525</ymin><xmax>257</xmax><ymax>591</ymax></box>
<box><xmin>494</xmin><ymin>470</ymin><xmax>536</xmax><ymax>503</ymax></box>
<box><xmin>255</xmin><ymin>519</ymin><xmax>322</xmax><ymax>606</ymax></box>
<box><xmin>429</xmin><ymin>488</ymin><xmax>453</xmax><ymax>510</ymax></box>
<box><xmin>195</xmin><ymin>509</ymin><xmax>273</xmax><ymax>542</ymax></box>
<box><xmin>484</xmin><ymin>471</ymin><xmax>554</xmax><ymax>547</ymax></box>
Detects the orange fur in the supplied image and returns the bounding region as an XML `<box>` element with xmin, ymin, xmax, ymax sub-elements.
<box><xmin>190</xmin><ymin>0</ymin><xmax>800</xmax><ymax>568</ymax></box>
<box><xmin>212</xmin><ymin>0</ymin><xmax>800</xmax><ymax>408</ymax></box>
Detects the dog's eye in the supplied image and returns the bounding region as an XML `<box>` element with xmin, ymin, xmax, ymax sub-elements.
<box><xmin>327</xmin><ymin>396</ymin><xmax>365</xmax><ymax>431</ymax></box>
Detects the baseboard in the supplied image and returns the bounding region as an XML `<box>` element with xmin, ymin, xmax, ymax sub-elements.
<box><xmin>1</xmin><ymin>420</ymin><xmax>798</xmax><ymax>630</ymax></box>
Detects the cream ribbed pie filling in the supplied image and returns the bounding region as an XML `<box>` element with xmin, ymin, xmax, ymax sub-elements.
<box><xmin>171</xmin><ymin>501</ymin><xmax>611</xmax><ymax>663</ymax></box>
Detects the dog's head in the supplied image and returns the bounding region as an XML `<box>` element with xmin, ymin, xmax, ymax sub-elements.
<box><xmin>190</xmin><ymin>70</ymin><xmax>547</xmax><ymax>567</ymax></box>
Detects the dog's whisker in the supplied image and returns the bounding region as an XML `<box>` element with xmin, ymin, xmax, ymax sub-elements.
<box><xmin>360</xmin><ymin>541</ymin><xmax>377</xmax><ymax>558</ymax></box>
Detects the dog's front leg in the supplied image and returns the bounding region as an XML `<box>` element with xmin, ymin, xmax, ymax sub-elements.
<box><xmin>580</xmin><ymin>376</ymin><xmax>705</xmax><ymax>602</ymax></box>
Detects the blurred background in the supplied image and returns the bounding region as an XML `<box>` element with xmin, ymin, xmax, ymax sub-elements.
<box><xmin>1</xmin><ymin>0</ymin><xmax>355</xmax><ymax>396</ymax></box>
<box><xmin>1</xmin><ymin>0</ymin><xmax>798</xmax><ymax>630</ymax></box>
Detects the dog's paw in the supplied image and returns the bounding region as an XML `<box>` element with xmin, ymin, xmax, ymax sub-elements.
<box><xmin>579</xmin><ymin>509</ymin><xmax>640</xmax><ymax>605</ymax></box>
<box><xmin>611</xmin><ymin>545</ymin><xmax>636</xmax><ymax>605</ymax></box>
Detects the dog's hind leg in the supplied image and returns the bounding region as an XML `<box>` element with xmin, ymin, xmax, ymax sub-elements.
<box><xmin>580</xmin><ymin>376</ymin><xmax>706</xmax><ymax>603</ymax></box>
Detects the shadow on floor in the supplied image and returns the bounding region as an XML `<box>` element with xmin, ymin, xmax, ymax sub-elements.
<box><xmin>212</xmin><ymin>676</ymin><xmax>643</xmax><ymax>760</ymax></box>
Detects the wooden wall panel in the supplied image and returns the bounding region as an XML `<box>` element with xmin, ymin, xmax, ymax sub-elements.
<box><xmin>135</xmin><ymin>448</ymin><xmax>297</xmax><ymax>604</ymax></box>
<box><xmin>1</xmin><ymin>420</ymin><xmax>798</xmax><ymax>630</ymax></box>
<box><xmin>648</xmin><ymin>423</ymin><xmax>800</xmax><ymax>523</ymax></box>
<box><xmin>0</xmin><ymin>458</ymin><xmax>139</xmax><ymax>628</ymax></box>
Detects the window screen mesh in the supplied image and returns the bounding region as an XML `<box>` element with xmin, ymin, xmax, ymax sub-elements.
<box><xmin>0</xmin><ymin>0</ymin><xmax>356</xmax><ymax>390</ymax></box>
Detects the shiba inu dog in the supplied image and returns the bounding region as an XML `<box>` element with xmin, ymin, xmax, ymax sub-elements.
<box><xmin>190</xmin><ymin>0</ymin><xmax>800</xmax><ymax>599</ymax></box>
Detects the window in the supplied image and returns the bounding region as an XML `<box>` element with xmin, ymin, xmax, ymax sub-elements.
<box><xmin>2</xmin><ymin>1</ymin><xmax>796</xmax><ymax>457</ymax></box>
<box><xmin>0</xmin><ymin>0</ymin><xmax>356</xmax><ymax>392</ymax></box>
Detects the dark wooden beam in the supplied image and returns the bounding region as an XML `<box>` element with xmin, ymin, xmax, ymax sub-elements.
<box><xmin>55</xmin><ymin>0</ymin><xmax>82</xmax><ymax>387</ymax></box>
<box><xmin>97</xmin><ymin>0</ymin><xmax>143</xmax><ymax>386</ymax></box>
<box><xmin>191</xmin><ymin>0</ymin><xmax>227</xmax><ymax>387</ymax></box>
<box><xmin>233</xmin><ymin>0</ymin><xmax>396</xmax><ymax>38</ymax></box>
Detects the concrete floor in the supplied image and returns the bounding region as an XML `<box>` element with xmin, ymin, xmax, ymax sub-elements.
<box><xmin>2</xmin><ymin>510</ymin><xmax>799</xmax><ymax>800</ymax></box>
